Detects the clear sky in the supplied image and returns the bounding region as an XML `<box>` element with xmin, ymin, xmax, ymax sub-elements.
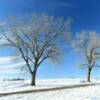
<box><xmin>0</xmin><ymin>0</ymin><xmax>100</xmax><ymax>80</ymax></box>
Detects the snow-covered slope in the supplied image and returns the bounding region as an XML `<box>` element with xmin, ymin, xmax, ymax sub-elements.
<box><xmin>0</xmin><ymin>79</ymin><xmax>100</xmax><ymax>100</ymax></box>
<box><xmin>0</xmin><ymin>79</ymin><xmax>84</xmax><ymax>93</ymax></box>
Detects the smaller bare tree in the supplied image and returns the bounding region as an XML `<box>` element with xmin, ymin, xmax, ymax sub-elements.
<box><xmin>72</xmin><ymin>31</ymin><xmax>100</xmax><ymax>82</ymax></box>
<box><xmin>0</xmin><ymin>14</ymin><xmax>71</xmax><ymax>86</ymax></box>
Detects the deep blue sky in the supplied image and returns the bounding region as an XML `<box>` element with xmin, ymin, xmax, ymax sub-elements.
<box><xmin>0</xmin><ymin>0</ymin><xmax>100</xmax><ymax>80</ymax></box>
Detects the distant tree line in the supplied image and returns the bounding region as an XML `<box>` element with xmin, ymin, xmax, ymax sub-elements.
<box><xmin>3</xmin><ymin>78</ymin><xmax>24</xmax><ymax>81</ymax></box>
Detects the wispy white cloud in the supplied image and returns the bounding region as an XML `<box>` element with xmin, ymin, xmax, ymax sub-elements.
<box><xmin>0</xmin><ymin>57</ymin><xmax>34</xmax><ymax>74</ymax></box>
<box><xmin>0</xmin><ymin>56</ymin><xmax>20</xmax><ymax>65</ymax></box>
<box><xmin>0</xmin><ymin>22</ymin><xmax>6</xmax><ymax>26</ymax></box>
<box><xmin>0</xmin><ymin>70</ymin><xmax>21</xmax><ymax>74</ymax></box>
<box><xmin>0</xmin><ymin>38</ymin><xmax>9</xmax><ymax>45</ymax></box>
<box><xmin>0</xmin><ymin>61</ymin><xmax>26</xmax><ymax>71</ymax></box>
<box><xmin>0</xmin><ymin>61</ymin><xmax>26</xmax><ymax>74</ymax></box>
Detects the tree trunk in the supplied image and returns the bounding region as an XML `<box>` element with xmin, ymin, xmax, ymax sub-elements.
<box><xmin>87</xmin><ymin>67</ymin><xmax>91</xmax><ymax>82</ymax></box>
<box><xmin>31</xmin><ymin>71</ymin><xmax>36</xmax><ymax>86</ymax></box>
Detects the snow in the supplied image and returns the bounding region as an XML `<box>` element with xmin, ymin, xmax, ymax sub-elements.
<box><xmin>0</xmin><ymin>78</ymin><xmax>100</xmax><ymax>100</ymax></box>
<box><xmin>0</xmin><ymin>78</ymin><xmax>85</xmax><ymax>93</ymax></box>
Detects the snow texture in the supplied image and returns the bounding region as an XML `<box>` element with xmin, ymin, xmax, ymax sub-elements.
<box><xmin>0</xmin><ymin>79</ymin><xmax>100</xmax><ymax>100</ymax></box>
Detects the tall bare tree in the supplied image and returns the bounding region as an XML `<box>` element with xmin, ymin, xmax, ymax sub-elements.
<box><xmin>0</xmin><ymin>14</ymin><xmax>71</xmax><ymax>86</ymax></box>
<box><xmin>72</xmin><ymin>31</ymin><xmax>100</xmax><ymax>82</ymax></box>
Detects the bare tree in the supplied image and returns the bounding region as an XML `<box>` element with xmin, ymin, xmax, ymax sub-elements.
<box><xmin>72</xmin><ymin>31</ymin><xmax>100</xmax><ymax>82</ymax></box>
<box><xmin>0</xmin><ymin>14</ymin><xmax>71</xmax><ymax>86</ymax></box>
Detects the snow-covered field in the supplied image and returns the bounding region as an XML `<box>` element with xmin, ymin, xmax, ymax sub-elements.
<box><xmin>0</xmin><ymin>79</ymin><xmax>100</xmax><ymax>100</ymax></box>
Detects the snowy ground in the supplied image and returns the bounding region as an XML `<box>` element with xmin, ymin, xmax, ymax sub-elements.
<box><xmin>0</xmin><ymin>79</ymin><xmax>100</xmax><ymax>100</ymax></box>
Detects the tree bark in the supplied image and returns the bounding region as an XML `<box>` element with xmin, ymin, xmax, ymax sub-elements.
<box><xmin>87</xmin><ymin>67</ymin><xmax>91</xmax><ymax>82</ymax></box>
<box><xmin>31</xmin><ymin>71</ymin><xmax>36</xmax><ymax>86</ymax></box>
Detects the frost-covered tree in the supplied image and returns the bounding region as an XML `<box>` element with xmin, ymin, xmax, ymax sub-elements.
<box><xmin>72</xmin><ymin>31</ymin><xmax>100</xmax><ymax>82</ymax></box>
<box><xmin>0</xmin><ymin>14</ymin><xmax>71</xmax><ymax>86</ymax></box>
